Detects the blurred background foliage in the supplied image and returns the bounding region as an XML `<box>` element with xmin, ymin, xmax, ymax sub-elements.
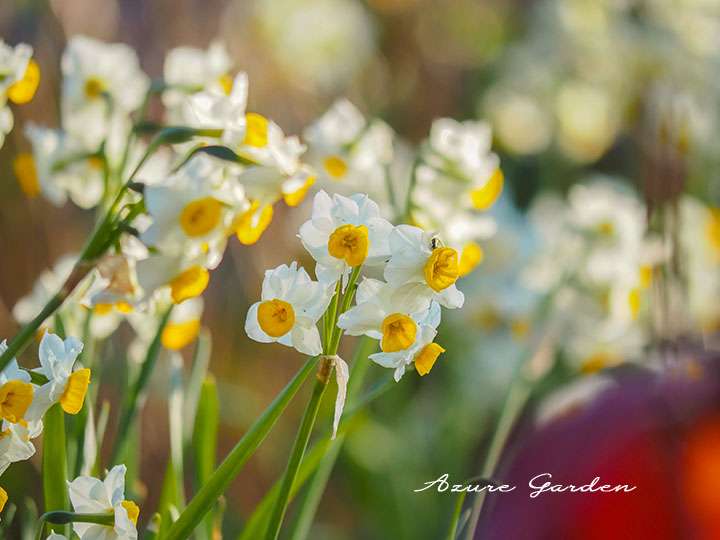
<box><xmin>1</xmin><ymin>0</ymin><xmax>719</xmax><ymax>538</ymax></box>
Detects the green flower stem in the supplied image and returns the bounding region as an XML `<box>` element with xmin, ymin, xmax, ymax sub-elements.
<box><xmin>264</xmin><ymin>273</ymin><xmax>364</xmax><ymax>540</ymax></box>
<box><xmin>264</xmin><ymin>361</ymin><xmax>331</xmax><ymax>540</ymax></box>
<box><xmin>193</xmin><ymin>375</ymin><xmax>220</xmax><ymax>540</ymax></box>
<box><xmin>110</xmin><ymin>307</ymin><xmax>173</xmax><ymax>466</ymax></box>
<box><xmin>288</xmin><ymin>336</ymin><xmax>376</xmax><ymax>540</ymax></box>
<box><xmin>163</xmin><ymin>355</ymin><xmax>319</xmax><ymax>540</ymax></box>
<box><xmin>42</xmin><ymin>404</ymin><xmax>69</xmax><ymax>536</ymax></box>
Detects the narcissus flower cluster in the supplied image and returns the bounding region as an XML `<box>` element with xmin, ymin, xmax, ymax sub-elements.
<box><xmin>246</xmin><ymin>190</ymin><xmax>468</xmax><ymax>381</ymax></box>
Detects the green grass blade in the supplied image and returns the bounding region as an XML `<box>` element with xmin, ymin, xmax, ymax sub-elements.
<box><xmin>193</xmin><ymin>375</ymin><xmax>220</xmax><ymax>540</ymax></box>
<box><xmin>163</xmin><ymin>355</ymin><xmax>318</xmax><ymax>540</ymax></box>
<box><xmin>110</xmin><ymin>307</ymin><xmax>173</xmax><ymax>465</ymax></box>
<box><xmin>42</xmin><ymin>404</ymin><xmax>68</xmax><ymax>535</ymax></box>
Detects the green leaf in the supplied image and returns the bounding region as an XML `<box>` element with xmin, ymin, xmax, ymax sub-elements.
<box><xmin>163</xmin><ymin>356</ymin><xmax>318</xmax><ymax>540</ymax></box>
<box><xmin>192</xmin><ymin>375</ymin><xmax>220</xmax><ymax>540</ymax></box>
<box><xmin>42</xmin><ymin>404</ymin><xmax>68</xmax><ymax>535</ymax></box>
<box><xmin>110</xmin><ymin>307</ymin><xmax>173</xmax><ymax>465</ymax></box>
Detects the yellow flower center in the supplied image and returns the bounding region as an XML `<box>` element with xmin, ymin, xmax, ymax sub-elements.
<box><xmin>121</xmin><ymin>500</ymin><xmax>140</xmax><ymax>526</ymax></box>
<box><xmin>414</xmin><ymin>342</ymin><xmax>445</xmax><ymax>376</ymax></box>
<box><xmin>470</xmin><ymin>168</ymin><xmax>503</xmax><ymax>210</ymax></box>
<box><xmin>258</xmin><ymin>299</ymin><xmax>295</xmax><ymax>337</ymax></box>
<box><xmin>510</xmin><ymin>318</ymin><xmax>531</xmax><ymax>340</ymax></box>
<box><xmin>218</xmin><ymin>73</ymin><xmax>233</xmax><ymax>95</ymax></box>
<box><xmin>459</xmin><ymin>242</ymin><xmax>483</xmax><ymax>277</ymax></box>
<box><xmin>87</xmin><ymin>155</ymin><xmax>104</xmax><ymax>170</ymax></box>
<box><xmin>179</xmin><ymin>197</ymin><xmax>223</xmax><ymax>237</ymax></box>
<box><xmin>7</xmin><ymin>59</ymin><xmax>40</xmax><ymax>104</ymax></box>
<box><xmin>234</xmin><ymin>202</ymin><xmax>274</xmax><ymax>245</ymax></box>
<box><xmin>60</xmin><ymin>368</ymin><xmax>91</xmax><ymax>415</ymax></box>
<box><xmin>424</xmin><ymin>247</ymin><xmax>459</xmax><ymax>292</ymax></box>
<box><xmin>0</xmin><ymin>380</ymin><xmax>34</xmax><ymax>423</ymax></box>
<box><xmin>580</xmin><ymin>352</ymin><xmax>618</xmax><ymax>374</ymax></box>
<box><xmin>243</xmin><ymin>113</ymin><xmax>269</xmax><ymax>148</ymax></box>
<box><xmin>284</xmin><ymin>176</ymin><xmax>316</xmax><ymax>207</ymax></box>
<box><xmin>706</xmin><ymin>208</ymin><xmax>720</xmax><ymax>259</ymax></box>
<box><xmin>328</xmin><ymin>224</ymin><xmax>369</xmax><ymax>267</ymax></box>
<box><xmin>628</xmin><ymin>287</ymin><xmax>641</xmax><ymax>320</ymax></box>
<box><xmin>597</xmin><ymin>220</ymin><xmax>615</xmax><ymax>237</ymax></box>
<box><xmin>381</xmin><ymin>313</ymin><xmax>417</xmax><ymax>352</ymax></box>
<box><xmin>639</xmin><ymin>265</ymin><xmax>653</xmax><ymax>289</ymax></box>
<box><xmin>84</xmin><ymin>76</ymin><xmax>106</xmax><ymax>99</ymax></box>
<box><xmin>12</xmin><ymin>153</ymin><xmax>40</xmax><ymax>198</ymax></box>
<box><xmin>0</xmin><ymin>486</ymin><xmax>7</xmax><ymax>513</ymax></box>
<box><xmin>323</xmin><ymin>156</ymin><xmax>348</xmax><ymax>180</ymax></box>
<box><xmin>169</xmin><ymin>265</ymin><xmax>210</xmax><ymax>304</ymax></box>
<box><xmin>94</xmin><ymin>302</ymin><xmax>121</xmax><ymax>316</ymax></box>
<box><xmin>162</xmin><ymin>319</ymin><xmax>201</xmax><ymax>350</ymax></box>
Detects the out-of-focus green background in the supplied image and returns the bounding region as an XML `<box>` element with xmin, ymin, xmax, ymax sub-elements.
<box><xmin>2</xmin><ymin>0</ymin><xmax>719</xmax><ymax>538</ymax></box>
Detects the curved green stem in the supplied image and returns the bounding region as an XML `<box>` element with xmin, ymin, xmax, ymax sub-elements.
<box><xmin>264</xmin><ymin>363</ymin><xmax>331</xmax><ymax>540</ymax></box>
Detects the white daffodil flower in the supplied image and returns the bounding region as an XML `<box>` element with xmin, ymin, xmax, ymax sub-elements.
<box><xmin>368</xmin><ymin>302</ymin><xmax>445</xmax><ymax>381</ymax></box>
<box><xmin>419</xmin><ymin>118</ymin><xmax>504</xmax><ymax>212</ymax></box>
<box><xmin>161</xmin><ymin>296</ymin><xmax>204</xmax><ymax>350</ymax></box>
<box><xmin>180</xmin><ymin>72</ymin><xmax>248</xmax><ymax>146</ymax></box>
<box><xmin>68</xmin><ymin>464</ymin><xmax>140</xmax><ymax>540</ymax></box>
<box><xmin>384</xmin><ymin>225</ymin><xmax>465</xmax><ymax>309</ymax></box>
<box><xmin>141</xmin><ymin>156</ymin><xmax>246</xmax><ymax>263</ymax></box>
<box><xmin>0</xmin><ymin>418</ymin><xmax>42</xmax><ymax>476</ymax></box>
<box><xmin>299</xmin><ymin>191</ymin><xmax>393</xmax><ymax>285</ymax></box>
<box><xmin>236</xmin><ymin>120</ymin><xmax>316</xmax><ymax>212</ymax></box>
<box><xmin>245</xmin><ymin>262</ymin><xmax>332</xmax><ymax>356</ymax></box>
<box><xmin>136</xmin><ymin>249</ymin><xmax>217</xmax><ymax>306</ymax></box>
<box><xmin>0</xmin><ymin>343</ymin><xmax>34</xmax><ymax>425</ymax></box>
<box><xmin>163</xmin><ymin>41</ymin><xmax>233</xmax><ymax>120</ymax></box>
<box><xmin>337</xmin><ymin>278</ymin><xmax>436</xmax><ymax>356</ymax></box>
<box><xmin>61</xmin><ymin>36</ymin><xmax>149</xmax><ymax>150</ymax></box>
<box><xmin>26</xmin><ymin>333</ymin><xmax>89</xmax><ymax>421</ymax></box>
<box><xmin>19</xmin><ymin>123</ymin><xmax>105</xmax><ymax>208</ymax></box>
<box><xmin>0</xmin><ymin>40</ymin><xmax>37</xmax><ymax>148</ymax></box>
<box><xmin>304</xmin><ymin>100</ymin><xmax>395</xmax><ymax>210</ymax></box>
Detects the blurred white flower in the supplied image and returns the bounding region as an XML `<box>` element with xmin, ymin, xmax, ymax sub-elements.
<box><xmin>61</xmin><ymin>36</ymin><xmax>149</xmax><ymax>150</ymax></box>
<box><xmin>180</xmin><ymin>72</ymin><xmax>248</xmax><ymax>146</ymax></box>
<box><xmin>141</xmin><ymin>155</ymin><xmax>246</xmax><ymax>265</ymax></box>
<box><xmin>303</xmin><ymin>100</ymin><xmax>395</xmax><ymax>208</ymax></box>
<box><xmin>161</xmin><ymin>296</ymin><xmax>204</xmax><ymax>350</ymax></box>
<box><xmin>256</xmin><ymin>0</ymin><xmax>376</xmax><ymax>91</ymax></box>
<box><xmin>163</xmin><ymin>41</ymin><xmax>233</xmax><ymax>121</ymax></box>
<box><xmin>0</xmin><ymin>40</ymin><xmax>37</xmax><ymax>148</ymax></box>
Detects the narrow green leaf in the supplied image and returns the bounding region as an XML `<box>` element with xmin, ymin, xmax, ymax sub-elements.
<box><xmin>184</xmin><ymin>329</ymin><xmax>212</xmax><ymax>443</ymax></box>
<box><xmin>163</xmin><ymin>356</ymin><xmax>318</xmax><ymax>540</ymax></box>
<box><xmin>42</xmin><ymin>404</ymin><xmax>68</xmax><ymax>535</ymax></box>
<box><xmin>264</xmin><ymin>372</ymin><xmax>329</xmax><ymax>540</ymax></box>
<box><xmin>192</xmin><ymin>375</ymin><xmax>220</xmax><ymax>540</ymax></box>
<box><xmin>110</xmin><ymin>307</ymin><xmax>173</xmax><ymax>465</ymax></box>
<box><xmin>237</xmin><ymin>439</ymin><xmax>331</xmax><ymax>540</ymax></box>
